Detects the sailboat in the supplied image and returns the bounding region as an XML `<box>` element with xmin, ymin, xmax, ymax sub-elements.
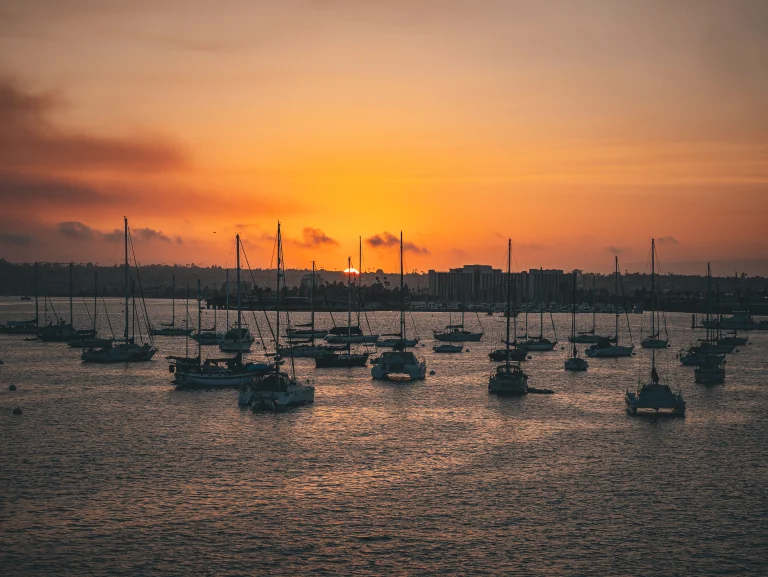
<box><xmin>371</xmin><ymin>232</ymin><xmax>427</xmax><ymax>381</ymax></box>
<box><xmin>315</xmin><ymin>257</ymin><xmax>370</xmax><ymax>368</ymax></box>
<box><xmin>377</xmin><ymin>233</ymin><xmax>419</xmax><ymax>348</ymax></box>
<box><xmin>626</xmin><ymin>321</ymin><xmax>685</xmax><ymax>416</ymax></box>
<box><xmin>684</xmin><ymin>263</ymin><xmax>726</xmax><ymax>381</ymax></box>
<box><xmin>279</xmin><ymin>261</ymin><xmax>328</xmax><ymax>357</ymax></box>
<box><xmin>569</xmin><ymin>276</ymin><xmax>612</xmax><ymax>343</ymax></box>
<box><xmin>517</xmin><ymin>271</ymin><xmax>557</xmax><ymax>351</ymax></box>
<box><xmin>151</xmin><ymin>274</ymin><xmax>193</xmax><ymax>336</ymax></box>
<box><xmin>219</xmin><ymin>241</ymin><xmax>255</xmax><ymax>353</ymax></box>
<box><xmin>82</xmin><ymin>218</ymin><xmax>157</xmax><ymax>363</ymax></box>
<box><xmin>640</xmin><ymin>240</ymin><xmax>670</xmax><ymax>349</ymax></box>
<box><xmin>489</xmin><ymin>244</ymin><xmax>527</xmax><ymax>362</ymax></box>
<box><xmin>68</xmin><ymin>271</ymin><xmax>113</xmax><ymax>348</ymax></box>
<box><xmin>585</xmin><ymin>257</ymin><xmax>634</xmax><ymax>358</ymax></box>
<box><xmin>489</xmin><ymin>239</ymin><xmax>529</xmax><ymax>395</ymax></box>
<box><xmin>238</xmin><ymin>223</ymin><xmax>315</xmax><ymax>410</ymax></box>
<box><xmin>565</xmin><ymin>271</ymin><xmax>588</xmax><ymax>371</ymax></box>
<box><xmin>171</xmin><ymin>274</ymin><xmax>269</xmax><ymax>390</ymax></box>
<box><xmin>37</xmin><ymin>263</ymin><xmax>96</xmax><ymax>342</ymax></box>
<box><xmin>432</xmin><ymin>309</ymin><xmax>484</xmax><ymax>342</ymax></box>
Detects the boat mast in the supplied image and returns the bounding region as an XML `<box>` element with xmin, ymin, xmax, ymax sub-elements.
<box><xmin>506</xmin><ymin>239</ymin><xmax>511</xmax><ymax>367</ymax></box>
<box><xmin>539</xmin><ymin>267</ymin><xmax>544</xmax><ymax>339</ymax></box>
<box><xmin>400</xmin><ymin>231</ymin><xmax>406</xmax><ymax>343</ymax></box>
<box><xmin>69</xmin><ymin>262</ymin><xmax>73</xmax><ymax>328</ymax></box>
<box><xmin>310</xmin><ymin>260</ymin><xmax>315</xmax><ymax>347</ymax></box>
<box><xmin>124</xmin><ymin>217</ymin><xmax>129</xmax><ymax>344</ymax></box>
<box><xmin>614</xmin><ymin>256</ymin><xmax>619</xmax><ymax>342</ymax></box>
<box><xmin>347</xmin><ymin>256</ymin><xmax>352</xmax><ymax>351</ymax></box>
<box><xmin>357</xmin><ymin>236</ymin><xmax>362</xmax><ymax>328</ymax></box>
<box><xmin>591</xmin><ymin>276</ymin><xmax>596</xmax><ymax>334</ymax></box>
<box><xmin>651</xmin><ymin>239</ymin><xmax>656</xmax><ymax>340</ymax></box>
<box><xmin>185</xmin><ymin>282</ymin><xmax>189</xmax><ymax>358</ymax></box>
<box><xmin>197</xmin><ymin>279</ymin><xmax>202</xmax><ymax>364</ymax></box>
<box><xmin>93</xmin><ymin>271</ymin><xmax>98</xmax><ymax>334</ymax></box>
<box><xmin>34</xmin><ymin>262</ymin><xmax>39</xmax><ymax>327</ymax></box>
<box><xmin>706</xmin><ymin>262</ymin><xmax>712</xmax><ymax>343</ymax></box>
<box><xmin>275</xmin><ymin>224</ymin><xmax>281</xmax><ymax>357</ymax></box>
<box><xmin>225</xmin><ymin>269</ymin><xmax>229</xmax><ymax>330</ymax></box>
<box><xmin>236</xmin><ymin>234</ymin><xmax>242</xmax><ymax>352</ymax></box>
<box><xmin>571</xmin><ymin>270</ymin><xmax>577</xmax><ymax>358</ymax></box>
<box><xmin>171</xmin><ymin>274</ymin><xmax>176</xmax><ymax>328</ymax></box>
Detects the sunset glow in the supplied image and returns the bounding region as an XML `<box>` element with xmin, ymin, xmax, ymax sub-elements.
<box><xmin>1</xmin><ymin>1</ymin><xmax>767</xmax><ymax>275</ymax></box>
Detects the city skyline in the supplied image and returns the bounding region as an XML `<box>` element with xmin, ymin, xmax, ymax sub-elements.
<box><xmin>2</xmin><ymin>1</ymin><xmax>767</xmax><ymax>274</ymax></box>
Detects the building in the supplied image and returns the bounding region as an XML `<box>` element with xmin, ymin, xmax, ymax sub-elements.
<box><xmin>428</xmin><ymin>265</ymin><xmax>568</xmax><ymax>304</ymax></box>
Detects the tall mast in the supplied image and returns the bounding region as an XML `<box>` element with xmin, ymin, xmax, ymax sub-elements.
<box><xmin>591</xmin><ymin>276</ymin><xmax>596</xmax><ymax>334</ymax></box>
<box><xmin>539</xmin><ymin>267</ymin><xmax>544</xmax><ymax>339</ymax></box>
<box><xmin>34</xmin><ymin>262</ymin><xmax>39</xmax><ymax>327</ymax></box>
<box><xmin>571</xmin><ymin>270</ymin><xmax>577</xmax><ymax>356</ymax></box>
<box><xmin>506</xmin><ymin>239</ymin><xmax>511</xmax><ymax>366</ymax></box>
<box><xmin>197</xmin><ymin>279</ymin><xmax>202</xmax><ymax>364</ymax></box>
<box><xmin>347</xmin><ymin>256</ymin><xmax>352</xmax><ymax>349</ymax></box>
<box><xmin>512</xmin><ymin>250</ymin><xmax>518</xmax><ymax>343</ymax></box>
<box><xmin>275</xmin><ymin>223</ymin><xmax>281</xmax><ymax>356</ymax></box>
<box><xmin>69</xmin><ymin>262</ymin><xmax>73</xmax><ymax>327</ymax></box>
<box><xmin>706</xmin><ymin>262</ymin><xmax>712</xmax><ymax>343</ymax></box>
<box><xmin>93</xmin><ymin>271</ymin><xmax>98</xmax><ymax>333</ymax></box>
<box><xmin>400</xmin><ymin>231</ymin><xmax>405</xmax><ymax>342</ymax></box>
<box><xmin>310</xmin><ymin>260</ymin><xmax>316</xmax><ymax>347</ymax></box>
<box><xmin>185</xmin><ymin>282</ymin><xmax>190</xmax><ymax>358</ymax></box>
<box><xmin>225</xmin><ymin>269</ymin><xmax>229</xmax><ymax>329</ymax></box>
<box><xmin>236</xmin><ymin>234</ymin><xmax>242</xmax><ymax>351</ymax></box>
<box><xmin>357</xmin><ymin>236</ymin><xmax>362</xmax><ymax>328</ymax></box>
<box><xmin>124</xmin><ymin>217</ymin><xmax>129</xmax><ymax>344</ymax></box>
<box><xmin>651</xmin><ymin>239</ymin><xmax>656</xmax><ymax>340</ymax></box>
<box><xmin>614</xmin><ymin>256</ymin><xmax>619</xmax><ymax>341</ymax></box>
<box><xmin>171</xmin><ymin>274</ymin><xmax>176</xmax><ymax>327</ymax></box>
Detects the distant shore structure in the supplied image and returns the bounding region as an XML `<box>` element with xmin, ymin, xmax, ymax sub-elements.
<box><xmin>428</xmin><ymin>265</ymin><xmax>567</xmax><ymax>305</ymax></box>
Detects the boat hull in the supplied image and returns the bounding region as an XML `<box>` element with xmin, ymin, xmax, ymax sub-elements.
<box><xmin>625</xmin><ymin>385</ymin><xmax>685</xmax><ymax>415</ymax></box>
<box><xmin>694</xmin><ymin>366</ymin><xmax>725</xmax><ymax>385</ymax></box>
<box><xmin>314</xmin><ymin>353</ymin><xmax>369</xmax><ymax>368</ymax></box>
<box><xmin>175</xmin><ymin>371</ymin><xmax>254</xmax><ymax>389</ymax></box>
<box><xmin>433</xmin><ymin>332</ymin><xmax>483</xmax><ymax>342</ymax></box>
<box><xmin>585</xmin><ymin>345</ymin><xmax>634</xmax><ymax>358</ymax></box>
<box><xmin>324</xmin><ymin>335</ymin><xmax>379</xmax><ymax>344</ymax></box>
<box><xmin>434</xmin><ymin>345</ymin><xmax>463</xmax><ymax>353</ymax></box>
<box><xmin>640</xmin><ymin>338</ymin><xmax>669</xmax><ymax>349</ymax></box>
<box><xmin>564</xmin><ymin>358</ymin><xmax>589</xmax><ymax>371</ymax></box>
<box><xmin>82</xmin><ymin>344</ymin><xmax>157</xmax><ymax>363</ymax></box>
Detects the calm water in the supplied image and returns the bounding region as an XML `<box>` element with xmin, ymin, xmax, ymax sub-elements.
<box><xmin>1</xmin><ymin>298</ymin><xmax>766</xmax><ymax>575</ymax></box>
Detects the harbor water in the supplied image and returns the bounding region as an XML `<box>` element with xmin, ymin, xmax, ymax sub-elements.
<box><xmin>1</xmin><ymin>298</ymin><xmax>766</xmax><ymax>575</ymax></box>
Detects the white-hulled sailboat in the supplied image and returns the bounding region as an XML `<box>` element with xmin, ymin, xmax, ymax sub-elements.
<box><xmin>238</xmin><ymin>223</ymin><xmax>315</xmax><ymax>410</ymax></box>
<box><xmin>371</xmin><ymin>232</ymin><xmax>426</xmax><ymax>381</ymax></box>
<box><xmin>489</xmin><ymin>239</ymin><xmax>529</xmax><ymax>394</ymax></box>
<box><xmin>82</xmin><ymin>218</ymin><xmax>157</xmax><ymax>363</ymax></box>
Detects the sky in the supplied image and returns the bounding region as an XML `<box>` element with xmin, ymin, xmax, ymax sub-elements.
<box><xmin>1</xmin><ymin>0</ymin><xmax>767</xmax><ymax>276</ymax></box>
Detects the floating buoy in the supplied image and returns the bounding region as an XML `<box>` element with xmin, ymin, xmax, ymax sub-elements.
<box><xmin>12</xmin><ymin>407</ymin><xmax>22</xmax><ymax>415</ymax></box>
<box><xmin>8</xmin><ymin>384</ymin><xmax>17</xmax><ymax>391</ymax></box>
<box><xmin>465</xmin><ymin>349</ymin><xmax>470</xmax><ymax>352</ymax></box>
<box><xmin>429</xmin><ymin>370</ymin><xmax>435</xmax><ymax>375</ymax></box>
<box><xmin>527</xmin><ymin>356</ymin><xmax>532</xmax><ymax>360</ymax></box>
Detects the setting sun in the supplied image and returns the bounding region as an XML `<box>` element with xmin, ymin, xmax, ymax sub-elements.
<box><xmin>343</xmin><ymin>268</ymin><xmax>360</xmax><ymax>275</ymax></box>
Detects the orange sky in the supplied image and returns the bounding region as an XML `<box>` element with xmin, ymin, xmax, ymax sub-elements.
<box><xmin>1</xmin><ymin>0</ymin><xmax>767</xmax><ymax>275</ymax></box>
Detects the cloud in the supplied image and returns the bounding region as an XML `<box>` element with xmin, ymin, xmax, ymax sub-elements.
<box><xmin>366</xmin><ymin>231</ymin><xmax>428</xmax><ymax>254</ymax></box>
<box><xmin>0</xmin><ymin>76</ymin><xmax>187</xmax><ymax>174</ymax></box>
<box><xmin>605</xmin><ymin>246</ymin><xmax>627</xmax><ymax>256</ymax></box>
<box><xmin>57</xmin><ymin>221</ymin><xmax>96</xmax><ymax>240</ymax></box>
<box><xmin>293</xmin><ymin>227</ymin><xmax>338</xmax><ymax>248</ymax></box>
<box><xmin>657</xmin><ymin>236</ymin><xmax>679</xmax><ymax>245</ymax></box>
<box><xmin>133</xmin><ymin>227</ymin><xmax>172</xmax><ymax>243</ymax></box>
<box><xmin>0</xmin><ymin>232</ymin><xmax>33</xmax><ymax>246</ymax></box>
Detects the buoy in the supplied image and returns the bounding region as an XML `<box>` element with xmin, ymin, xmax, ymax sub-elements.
<box><xmin>429</xmin><ymin>370</ymin><xmax>435</xmax><ymax>375</ymax></box>
<box><xmin>527</xmin><ymin>356</ymin><xmax>532</xmax><ymax>360</ymax></box>
<box><xmin>8</xmin><ymin>384</ymin><xmax>17</xmax><ymax>391</ymax></box>
<box><xmin>465</xmin><ymin>349</ymin><xmax>470</xmax><ymax>352</ymax></box>
<box><xmin>13</xmin><ymin>407</ymin><xmax>22</xmax><ymax>415</ymax></box>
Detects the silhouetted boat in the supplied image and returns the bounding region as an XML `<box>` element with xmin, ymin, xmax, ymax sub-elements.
<box><xmin>434</xmin><ymin>344</ymin><xmax>463</xmax><ymax>353</ymax></box>
<box><xmin>565</xmin><ymin>271</ymin><xmax>588</xmax><ymax>371</ymax></box>
<box><xmin>640</xmin><ymin>240</ymin><xmax>670</xmax><ymax>349</ymax></box>
<box><xmin>372</xmin><ymin>232</ymin><xmax>426</xmax><ymax>381</ymax></box>
<box><xmin>626</xmin><ymin>366</ymin><xmax>685</xmax><ymax>415</ymax></box>
<box><xmin>150</xmin><ymin>274</ymin><xmax>193</xmax><ymax>336</ymax></box>
<box><xmin>586</xmin><ymin>257</ymin><xmax>634</xmax><ymax>358</ymax></box>
<box><xmin>82</xmin><ymin>218</ymin><xmax>157</xmax><ymax>364</ymax></box>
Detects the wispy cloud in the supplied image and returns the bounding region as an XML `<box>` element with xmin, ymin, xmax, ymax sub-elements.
<box><xmin>56</xmin><ymin>221</ymin><xmax>179</xmax><ymax>244</ymax></box>
<box><xmin>57</xmin><ymin>221</ymin><xmax>97</xmax><ymax>241</ymax></box>
<box><xmin>293</xmin><ymin>227</ymin><xmax>338</xmax><ymax>248</ymax></box>
<box><xmin>657</xmin><ymin>236</ymin><xmax>679</xmax><ymax>245</ymax></box>
<box><xmin>366</xmin><ymin>231</ymin><xmax>428</xmax><ymax>254</ymax></box>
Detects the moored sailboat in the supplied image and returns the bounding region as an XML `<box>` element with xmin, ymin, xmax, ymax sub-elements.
<box><xmin>565</xmin><ymin>271</ymin><xmax>588</xmax><ymax>371</ymax></box>
<box><xmin>585</xmin><ymin>257</ymin><xmax>634</xmax><ymax>358</ymax></box>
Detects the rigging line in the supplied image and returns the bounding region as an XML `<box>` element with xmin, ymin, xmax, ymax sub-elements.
<box><xmin>240</xmin><ymin>243</ymin><xmax>276</xmax><ymax>348</ymax></box>
<box><xmin>240</xmin><ymin>283</ymin><xmax>270</xmax><ymax>358</ymax></box>
<box><xmin>617</xmin><ymin>260</ymin><xmax>634</xmax><ymax>345</ymax></box>
<box><xmin>102</xmin><ymin>295</ymin><xmax>116</xmax><ymax>338</ymax></box>
<box><xmin>128</xmin><ymin>228</ymin><xmax>154</xmax><ymax>346</ymax></box>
